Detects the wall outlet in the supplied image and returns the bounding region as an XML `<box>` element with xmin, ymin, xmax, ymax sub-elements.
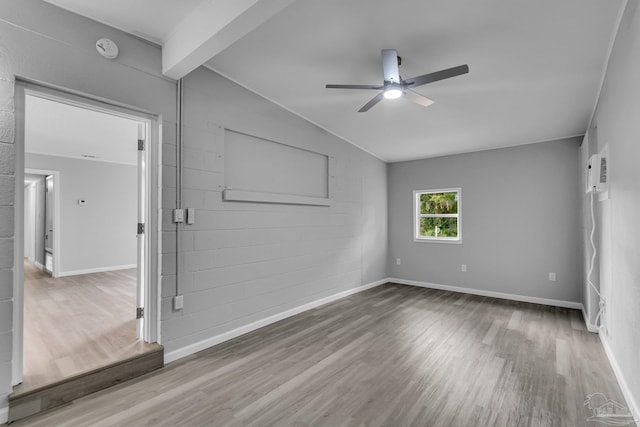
<box><xmin>173</xmin><ymin>295</ymin><xmax>184</xmax><ymax>310</ymax></box>
<box><xmin>548</xmin><ymin>272</ymin><xmax>557</xmax><ymax>282</ymax></box>
<box><xmin>461</xmin><ymin>264</ymin><xmax>467</xmax><ymax>272</ymax></box>
<box><xmin>396</xmin><ymin>258</ymin><xmax>401</xmax><ymax>265</ymax></box>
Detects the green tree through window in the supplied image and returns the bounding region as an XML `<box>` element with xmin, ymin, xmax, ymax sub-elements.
<box><xmin>415</xmin><ymin>189</ymin><xmax>461</xmax><ymax>241</ymax></box>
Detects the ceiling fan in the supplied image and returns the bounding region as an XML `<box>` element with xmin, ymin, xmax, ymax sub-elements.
<box><xmin>325</xmin><ymin>49</ymin><xmax>469</xmax><ymax>112</ymax></box>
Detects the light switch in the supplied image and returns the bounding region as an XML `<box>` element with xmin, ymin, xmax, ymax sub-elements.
<box><xmin>187</xmin><ymin>208</ymin><xmax>195</xmax><ymax>225</ymax></box>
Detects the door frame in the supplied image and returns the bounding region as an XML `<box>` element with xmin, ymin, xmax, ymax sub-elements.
<box><xmin>12</xmin><ymin>79</ymin><xmax>162</xmax><ymax>386</ymax></box>
<box><xmin>23</xmin><ymin>182</ymin><xmax>35</xmax><ymax>263</ymax></box>
<box><xmin>24</xmin><ymin>169</ymin><xmax>60</xmax><ymax>275</ymax></box>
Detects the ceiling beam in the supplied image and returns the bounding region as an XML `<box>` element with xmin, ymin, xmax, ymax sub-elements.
<box><xmin>162</xmin><ymin>0</ymin><xmax>296</xmax><ymax>80</ymax></box>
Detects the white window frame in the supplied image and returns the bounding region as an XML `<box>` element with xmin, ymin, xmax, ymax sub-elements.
<box><xmin>413</xmin><ymin>188</ymin><xmax>462</xmax><ymax>244</ymax></box>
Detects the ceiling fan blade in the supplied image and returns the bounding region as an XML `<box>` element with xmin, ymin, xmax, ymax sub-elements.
<box><xmin>326</xmin><ymin>84</ymin><xmax>384</xmax><ymax>90</ymax></box>
<box><xmin>382</xmin><ymin>49</ymin><xmax>400</xmax><ymax>84</ymax></box>
<box><xmin>404</xmin><ymin>64</ymin><xmax>469</xmax><ymax>88</ymax></box>
<box><xmin>404</xmin><ymin>90</ymin><xmax>434</xmax><ymax>107</ymax></box>
<box><xmin>358</xmin><ymin>92</ymin><xmax>385</xmax><ymax>112</ymax></box>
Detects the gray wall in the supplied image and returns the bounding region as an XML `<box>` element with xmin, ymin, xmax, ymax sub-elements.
<box><xmin>5</xmin><ymin>0</ymin><xmax>637</xmax><ymax>420</ymax></box>
<box><xmin>588</xmin><ymin>0</ymin><xmax>640</xmax><ymax>414</ymax></box>
<box><xmin>0</xmin><ymin>0</ymin><xmax>176</xmax><ymax>413</ymax></box>
<box><xmin>0</xmin><ymin>1</ymin><xmax>387</xmax><ymax>415</ymax></box>
<box><xmin>160</xmin><ymin>67</ymin><xmax>388</xmax><ymax>354</ymax></box>
<box><xmin>25</xmin><ymin>154</ymin><xmax>137</xmax><ymax>275</ymax></box>
<box><xmin>388</xmin><ymin>138</ymin><xmax>582</xmax><ymax>303</ymax></box>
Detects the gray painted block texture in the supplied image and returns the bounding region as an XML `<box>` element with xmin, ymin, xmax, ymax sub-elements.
<box><xmin>0</xmin><ymin>33</ymin><xmax>15</xmax><ymax>405</ymax></box>
<box><xmin>0</xmin><ymin>0</ymin><xmax>178</xmax><ymax>412</ymax></box>
<box><xmin>159</xmin><ymin>67</ymin><xmax>388</xmax><ymax>354</ymax></box>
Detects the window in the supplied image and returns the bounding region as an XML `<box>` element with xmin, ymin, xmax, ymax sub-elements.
<box><xmin>414</xmin><ymin>188</ymin><xmax>461</xmax><ymax>243</ymax></box>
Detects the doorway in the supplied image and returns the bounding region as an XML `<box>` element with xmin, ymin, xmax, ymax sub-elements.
<box><xmin>12</xmin><ymin>81</ymin><xmax>161</xmax><ymax>390</ymax></box>
<box><xmin>23</xmin><ymin>170</ymin><xmax>59</xmax><ymax>277</ymax></box>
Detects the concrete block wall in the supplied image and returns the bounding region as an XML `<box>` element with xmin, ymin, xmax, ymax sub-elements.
<box><xmin>160</xmin><ymin>68</ymin><xmax>388</xmax><ymax>355</ymax></box>
<box><xmin>0</xmin><ymin>1</ymin><xmax>388</xmax><ymax>416</ymax></box>
<box><xmin>0</xmin><ymin>0</ymin><xmax>176</xmax><ymax>417</ymax></box>
<box><xmin>0</xmin><ymin>58</ymin><xmax>16</xmax><ymax>415</ymax></box>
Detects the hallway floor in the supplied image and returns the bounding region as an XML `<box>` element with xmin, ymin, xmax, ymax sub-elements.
<box><xmin>16</xmin><ymin>260</ymin><xmax>153</xmax><ymax>393</ymax></box>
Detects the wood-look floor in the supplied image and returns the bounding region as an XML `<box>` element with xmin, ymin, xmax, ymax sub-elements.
<box><xmin>11</xmin><ymin>283</ymin><xmax>631</xmax><ymax>427</ymax></box>
<box><xmin>18</xmin><ymin>260</ymin><xmax>154</xmax><ymax>393</ymax></box>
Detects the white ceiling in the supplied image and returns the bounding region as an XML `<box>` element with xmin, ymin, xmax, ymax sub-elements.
<box><xmin>25</xmin><ymin>95</ymin><xmax>140</xmax><ymax>165</ymax></box>
<box><xmin>42</xmin><ymin>0</ymin><xmax>624</xmax><ymax>162</ymax></box>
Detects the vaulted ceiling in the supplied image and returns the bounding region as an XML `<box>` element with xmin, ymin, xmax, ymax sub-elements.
<box><xmin>43</xmin><ymin>0</ymin><xmax>625</xmax><ymax>162</ymax></box>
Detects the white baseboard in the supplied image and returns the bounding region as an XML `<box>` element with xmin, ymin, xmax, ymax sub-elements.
<box><xmin>581</xmin><ymin>306</ymin><xmax>600</xmax><ymax>333</ymax></box>
<box><xmin>0</xmin><ymin>403</ymin><xmax>8</xmax><ymax>424</ymax></box>
<box><xmin>599</xmin><ymin>333</ymin><xmax>640</xmax><ymax>423</ymax></box>
<box><xmin>164</xmin><ymin>278</ymin><xmax>389</xmax><ymax>364</ymax></box>
<box><xmin>58</xmin><ymin>264</ymin><xmax>137</xmax><ymax>277</ymax></box>
<box><xmin>389</xmin><ymin>278</ymin><xmax>582</xmax><ymax>310</ymax></box>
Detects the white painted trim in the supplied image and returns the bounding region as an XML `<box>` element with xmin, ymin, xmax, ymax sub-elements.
<box><xmin>389</xmin><ymin>278</ymin><xmax>583</xmax><ymax>309</ymax></box>
<box><xmin>164</xmin><ymin>278</ymin><xmax>389</xmax><ymax>364</ymax></box>
<box><xmin>223</xmin><ymin>189</ymin><xmax>331</xmax><ymax>206</ymax></box>
<box><xmin>14</xmin><ymin>80</ymin><xmax>162</xmax><ymax>385</ymax></box>
<box><xmin>0</xmin><ymin>404</ymin><xmax>8</xmax><ymax>424</ymax></box>
<box><xmin>392</xmin><ymin>134</ymin><xmax>587</xmax><ymax>163</ymax></box>
<box><xmin>413</xmin><ymin>188</ymin><xmax>462</xmax><ymax>244</ymax></box>
<box><xmin>581</xmin><ymin>305</ymin><xmax>599</xmax><ymax>333</ymax></box>
<box><xmin>154</xmin><ymin>120</ymin><xmax>163</xmax><ymax>345</ymax></box>
<box><xmin>24</xmin><ymin>87</ymin><xmax>158</xmax><ymax>122</ymax></box>
<box><xmin>57</xmin><ymin>264</ymin><xmax>137</xmax><ymax>277</ymax></box>
<box><xmin>599</xmin><ymin>334</ymin><xmax>640</xmax><ymax>423</ymax></box>
<box><xmin>34</xmin><ymin>261</ymin><xmax>45</xmax><ymax>271</ymax></box>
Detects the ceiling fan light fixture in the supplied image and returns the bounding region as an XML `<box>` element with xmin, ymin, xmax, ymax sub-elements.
<box><xmin>383</xmin><ymin>87</ymin><xmax>403</xmax><ymax>100</ymax></box>
<box><xmin>325</xmin><ymin>49</ymin><xmax>468</xmax><ymax>112</ymax></box>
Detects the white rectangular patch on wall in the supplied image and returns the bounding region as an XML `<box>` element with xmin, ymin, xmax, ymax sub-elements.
<box><xmin>222</xmin><ymin>129</ymin><xmax>331</xmax><ymax>206</ymax></box>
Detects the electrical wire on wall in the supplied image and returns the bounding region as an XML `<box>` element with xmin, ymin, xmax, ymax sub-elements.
<box><xmin>586</xmin><ymin>190</ymin><xmax>605</xmax><ymax>330</ymax></box>
<box><xmin>175</xmin><ymin>78</ymin><xmax>184</xmax><ymax>297</ymax></box>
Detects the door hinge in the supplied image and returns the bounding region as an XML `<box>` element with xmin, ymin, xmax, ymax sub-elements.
<box><xmin>137</xmin><ymin>223</ymin><xmax>144</xmax><ymax>235</ymax></box>
<box><xmin>137</xmin><ymin>307</ymin><xmax>144</xmax><ymax>319</ymax></box>
<box><xmin>138</xmin><ymin>139</ymin><xmax>145</xmax><ymax>151</ymax></box>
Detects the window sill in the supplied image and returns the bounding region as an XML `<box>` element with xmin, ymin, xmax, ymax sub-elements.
<box><xmin>413</xmin><ymin>238</ymin><xmax>462</xmax><ymax>244</ymax></box>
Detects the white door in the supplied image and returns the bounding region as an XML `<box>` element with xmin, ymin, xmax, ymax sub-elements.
<box><xmin>44</xmin><ymin>175</ymin><xmax>54</xmax><ymax>274</ymax></box>
<box><xmin>28</xmin><ymin>183</ymin><xmax>37</xmax><ymax>262</ymax></box>
<box><xmin>24</xmin><ymin>185</ymin><xmax>32</xmax><ymax>260</ymax></box>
